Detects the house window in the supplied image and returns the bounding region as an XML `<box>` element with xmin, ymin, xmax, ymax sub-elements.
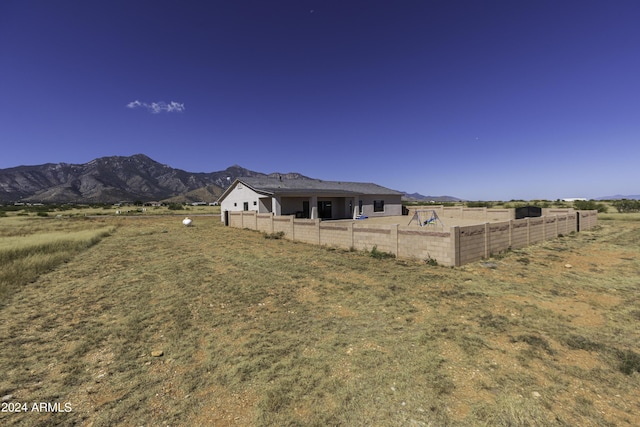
<box><xmin>253</xmin><ymin>201</ymin><xmax>257</xmax><ymax>206</ymax></box>
<box><xmin>243</xmin><ymin>202</ymin><xmax>249</xmax><ymax>211</ymax></box>
<box><xmin>234</xmin><ymin>203</ymin><xmax>237</xmax><ymax>207</ymax></box>
<box><xmin>373</xmin><ymin>200</ymin><xmax>384</xmax><ymax>212</ymax></box>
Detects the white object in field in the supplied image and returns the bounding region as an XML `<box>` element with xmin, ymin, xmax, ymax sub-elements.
<box><xmin>182</xmin><ymin>217</ymin><xmax>193</xmax><ymax>226</ymax></box>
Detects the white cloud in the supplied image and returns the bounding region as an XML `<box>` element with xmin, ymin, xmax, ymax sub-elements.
<box><xmin>127</xmin><ymin>100</ymin><xmax>185</xmax><ymax>113</ymax></box>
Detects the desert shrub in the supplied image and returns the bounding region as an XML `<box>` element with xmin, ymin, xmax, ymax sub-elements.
<box><xmin>167</xmin><ymin>203</ymin><xmax>184</xmax><ymax>210</ymax></box>
<box><xmin>512</xmin><ymin>334</ymin><xmax>554</xmax><ymax>355</ymax></box>
<box><xmin>425</xmin><ymin>256</ymin><xmax>439</xmax><ymax>266</ymax></box>
<box><xmin>564</xmin><ymin>335</ymin><xmax>604</xmax><ymax>352</ymax></box>
<box><xmin>370</xmin><ymin>245</ymin><xmax>394</xmax><ymax>259</ymax></box>
<box><xmin>611</xmin><ymin>199</ymin><xmax>640</xmax><ymax>213</ymax></box>
<box><xmin>264</xmin><ymin>231</ymin><xmax>285</xmax><ymax>240</ymax></box>
<box><xmin>616</xmin><ymin>349</ymin><xmax>640</xmax><ymax>375</ymax></box>
<box><xmin>465</xmin><ymin>201</ymin><xmax>494</xmax><ymax>208</ymax></box>
<box><xmin>573</xmin><ymin>200</ymin><xmax>608</xmax><ymax>213</ymax></box>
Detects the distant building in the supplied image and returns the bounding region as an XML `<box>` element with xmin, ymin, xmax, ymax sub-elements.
<box><xmin>562</xmin><ymin>198</ymin><xmax>587</xmax><ymax>202</ymax></box>
<box><xmin>218</xmin><ymin>177</ymin><xmax>403</xmax><ymax>221</ymax></box>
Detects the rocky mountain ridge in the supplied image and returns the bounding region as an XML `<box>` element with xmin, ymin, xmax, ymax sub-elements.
<box><xmin>0</xmin><ymin>154</ymin><xmax>308</xmax><ymax>203</ymax></box>
<box><xmin>0</xmin><ymin>154</ymin><xmax>456</xmax><ymax>204</ymax></box>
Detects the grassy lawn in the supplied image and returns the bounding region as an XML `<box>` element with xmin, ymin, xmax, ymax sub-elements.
<box><xmin>0</xmin><ymin>214</ymin><xmax>639</xmax><ymax>426</ymax></box>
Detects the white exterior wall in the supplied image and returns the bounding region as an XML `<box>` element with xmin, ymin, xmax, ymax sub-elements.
<box><xmin>220</xmin><ymin>184</ymin><xmax>263</xmax><ymax>220</ymax></box>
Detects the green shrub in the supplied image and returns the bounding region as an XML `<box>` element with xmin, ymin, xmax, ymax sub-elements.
<box><xmin>573</xmin><ymin>200</ymin><xmax>608</xmax><ymax>213</ymax></box>
<box><xmin>611</xmin><ymin>199</ymin><xmax>640</xmax><ymax>213</ymax></box>
<box><xmin>264</xmin><ymin>231</ymin><xmax>285</xmax><ymax>240</ymax></box>
<box><xmin>425</xmin><ymin>256</ymin><xmax>439</xmax><ymax>266</ymax></box>
<box><xmin>370</xmin><ymin>245</ymin><xmax>394</xmax><ymax>259</ymax></box>
<box><xmin>465</xmin><ymin>201</ymin><xmax>494</xmax><ymax>208</ymax></box>
<box><xmin>564</xmin><ymin>335</ymin><xmax>604</xmax><ymax>352</ymax></box>
<box><xmin>616</xmin><ymin>349</ymin><xmax>640</xmax><ymax>375</ymax></box>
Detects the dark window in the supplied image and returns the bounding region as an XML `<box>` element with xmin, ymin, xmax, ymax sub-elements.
<box><xmin>373</xmin><ymin>200</ymin><xmax>384</xmax><ymax>212</ymax></box>
<box><xmin>243</xmin><ymin>202</ymin><xmax>249</xmax><ymax>211</ymax></box>
<box><xmin>253</xmin><ymin>201</ymin><xmax>257</xmax><ymax>206</ymax></box>
<box><xmin>317</xmin><ymin>201</ymin><xmax>332</xmax><ymax>219</ymax></box>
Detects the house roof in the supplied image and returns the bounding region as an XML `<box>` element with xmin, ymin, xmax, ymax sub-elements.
<box><xmin>218</xmin><ymin>177</ymin><xmax>403</xmax><ymax>201</ymax></box>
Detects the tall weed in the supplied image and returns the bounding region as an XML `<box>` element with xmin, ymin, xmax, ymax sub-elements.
<box><xmin>0</xmin><ymin>226</ymin><xmax>114</xmax><ymax>303</ymax></box>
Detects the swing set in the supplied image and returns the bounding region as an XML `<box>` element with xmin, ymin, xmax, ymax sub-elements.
<box><xmin>408</xmin><ymin>209</ymin><xmax>445</xmax><ymax>228</ymax></box>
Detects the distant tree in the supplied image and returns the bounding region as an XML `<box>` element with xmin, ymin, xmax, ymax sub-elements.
<box><xmin>574</xmin><ymin>200</ymin><xmax>608</xmax><ymax>213</ymax></box>
<box><xmin>465</xmin><ymin>201</ymin><xmax>494</xmax><ymax>208</ymax></box>
<box><xmin>611</xmin><ymin>199</ymin><xmax>640</xmax><ymax>213</ymax></box>
<box><xmin>528</xmin><ymin>200</ymin><xmax>551</xmax><ymax>208</ymax></box>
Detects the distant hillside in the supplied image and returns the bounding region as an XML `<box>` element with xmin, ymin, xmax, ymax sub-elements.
<box><xmin>0</xmin><ymin>154</ymin><xmax>309</xmax><ymax>204</ymax></box>
<box><xmin>402</xmin><ymin>192</ymin><xmax>462</xmax><ymax>203</ymax></box>
<box><xmin>595</xmin><ymin>195</ymin><xmax>640</xmax><ymax>200</ymax></box>
<box><xmin>0</xmin><ymin>154</ymin><xmax>462</xmax><ymax>204</ymax></box>
<box><xmin>162</xmin><ymin>184</ymin><xmax>225</xmax><ymax>204</ymax></box>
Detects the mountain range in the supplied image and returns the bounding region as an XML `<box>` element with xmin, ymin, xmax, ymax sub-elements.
<box><xmin>0</xmin><ymin>154</ymin><xmax>452</xmax><ymax>204</ymax></box>
<box><xmin>0</xmin><ymin>154</ymin><xmax>308</xmax><ymax>204</ymax></box>
<box><xmin>595</xmin><ymin>195</ymin><xmax>640</xmax><ymax>200</ymax></box>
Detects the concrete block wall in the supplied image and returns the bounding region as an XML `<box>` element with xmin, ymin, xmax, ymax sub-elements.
<box><xmin>488</xmin><ymin>221</ymin><xmax>511</xmax><ymax>253</ymax></box>
<box><xmin>228</xmin><ymin>211</ymin><xmax>454</xmax><ymax>264</ymax></box>
<box><xmin>256</xmin><ymin>214</ymin><xmax>274</xmax><ymax>233</ymax></box>
<box><xmin>272</xmin><ymin>217</ymin><xmax>293</xmax><ymax>237</ymax></box>
<box><xmin>453</xmin><ymin>212</ymin><xmax>592</xmax><ymax>265</ymax></box>
<box><xmin>319</xmin><ymin>224</ymin><xmax>351</xmax><ymax>248</ymax></box>
<box><xmin>397</xmin><ymin>228</ymin><xmax>452</xmax><ymax>264</ymax></box>
<box><xmin>459</xmin><ymin>208</ymin><xmax>490</xmax><ymax>221</ymax></box>
<box><xmin>293</xmin><ymin>219</ymin><xmax>321</xmax><ymax>244</ymax></box>
<box><xmin>227</xmin><ymin>210</ymin><xmax>596</xmax><ymax>267</ymax></box>
<box><xmin>229</xmin><ymin>212</ymin><xmax>243</xmax><ymax>228</ymax></box>
<box><xmin>543</xmin><ymin>208</ymin><xmax>574</xmax><ymax>216</ymax></box>
<box><xmin>353</xmin><ymin>225</ymin><xmax>394</xmax><ymax>253</ymax></box>
<box><xmin>489</xmin><ymin>209</ymin><xmax>515</xmax><ymax>221</ymax></box>
<box><xmin>578</xmin><ymin>210</ymin><xmax>598</xmax><ymax>230</ymax></box>
<box><xmin>528</xmin><ymin>217</ymin><xmax>545</xmax><ymax>244</ymax></box>
<box><xmin>435</xmin><ymin>206</ymin><xmax>513</xmax><ymax>221</ymax></box>
<box><xmin>544</xmin><ymin>217</ymin><xmax>558</xmax><ymax>240</ymax></box>
<box><xmin>567</xmin><ymin>214</ymin><xmax>577</xmax><ymax>232</ymax></box>
<box><xmin>510</xmin><ymin>219</ymin><xmax>530</xmax><ymax>249</ymax></box>
<box><xmin>457</xmin><ymin>224</ymin><xmax>487</xmax><ymax>265</ymax></box>
<box><xmin>556</xmin><ymin>215</ymin><xmax>569</xmax><ymax>235</ymax></box>
<box><xmin>442</xmin><ymin>207</ymin><xmax>463</xmax><ymax>218</ymax></box>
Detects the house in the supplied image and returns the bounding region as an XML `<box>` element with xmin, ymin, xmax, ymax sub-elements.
<box><xmin>218</xmin><ymin>177</ymin><xmax>403</xmax><ymax>222</ymax></box>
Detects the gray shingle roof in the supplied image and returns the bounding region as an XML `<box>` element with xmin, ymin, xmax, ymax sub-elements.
<box><xmin>238</xmin><ymin>177</ymin><xmax>403</xmax><ymax>196</ymax></box>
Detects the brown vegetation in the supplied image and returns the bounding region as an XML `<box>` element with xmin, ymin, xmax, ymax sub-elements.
<box><xmin>0</xmin><ymin>214</ymin><xmax>638</xmax><ymax>426</ymax></box>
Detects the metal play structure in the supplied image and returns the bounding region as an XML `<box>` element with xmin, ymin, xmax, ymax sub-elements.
<box><xmin>408</xmin><ymin>209</ymin><xmax>445</xmax><ymax>228</ymax></box>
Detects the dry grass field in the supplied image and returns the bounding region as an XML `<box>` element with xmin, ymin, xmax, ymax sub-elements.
<box><xmin>0</xmin><ymin>213</ymin><xmax>639</xmax><ymax>426</ymax></box>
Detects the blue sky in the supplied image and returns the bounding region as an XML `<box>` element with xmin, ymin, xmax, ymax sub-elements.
<box><xmin>1</xmin><ymin>1</ymin><xmax>638</xmax><ymax>200</ymax></box>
